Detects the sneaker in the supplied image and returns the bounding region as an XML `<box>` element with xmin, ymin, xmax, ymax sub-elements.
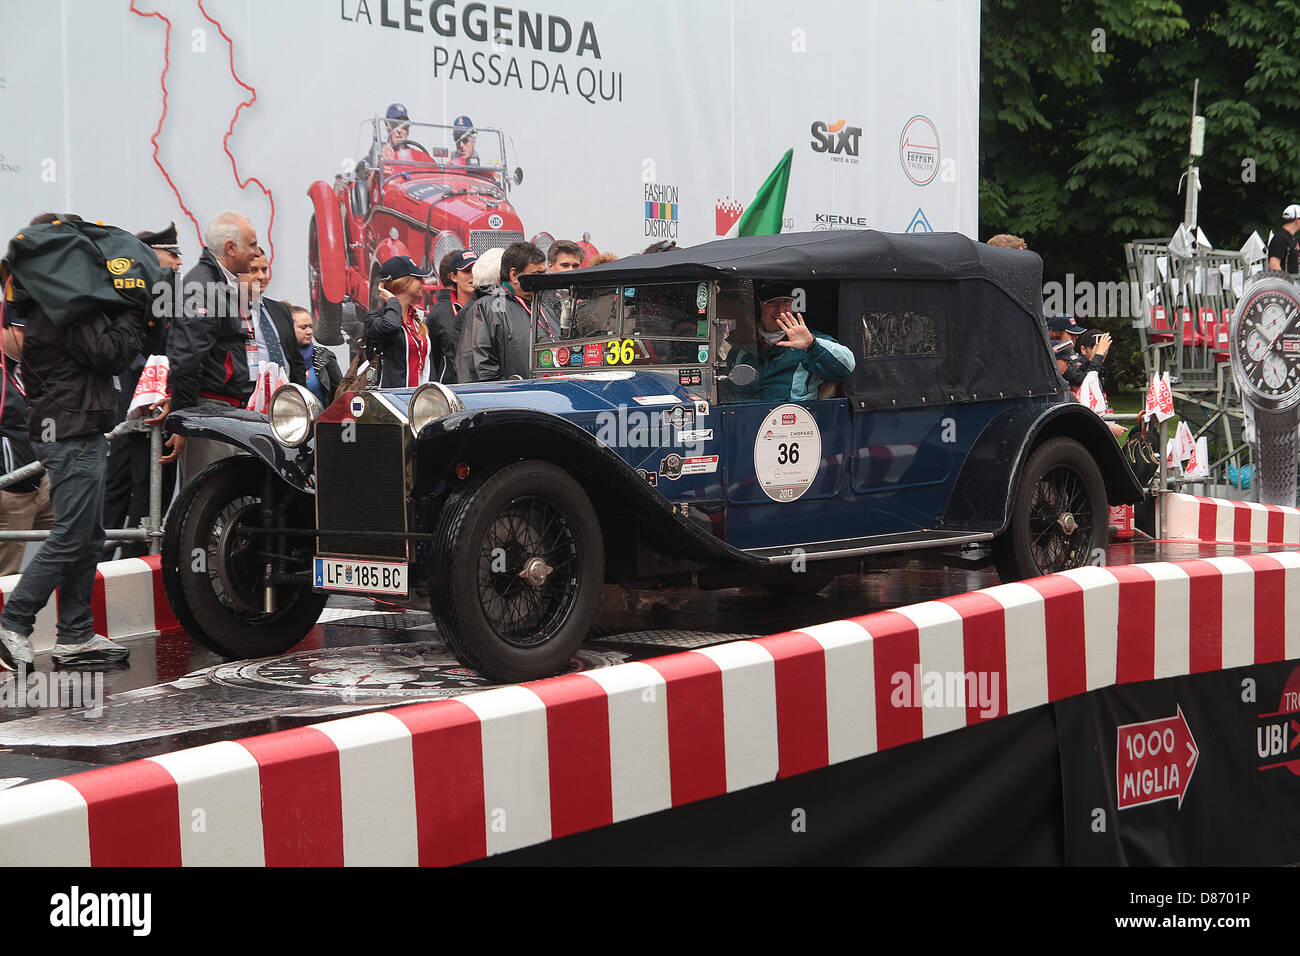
<box><xmin>51</xmin><ymin>635</ymin><xmax>129</xmax><ymax>667</ymax></box>
<box><xmin>0</xmin><ymin>627</ymin><xmax>35</xmax><ymax>670</ymax></box>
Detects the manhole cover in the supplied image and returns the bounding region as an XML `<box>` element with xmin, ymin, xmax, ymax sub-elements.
<box><xmin>211</xmin><ymin>643</ymin><xmax>630</xmax><ymax>698</ymax></box>
<box><xmin>592</xmin><ymin>629</ymin><xmax>760</xmax><ymax>649</ymax></box>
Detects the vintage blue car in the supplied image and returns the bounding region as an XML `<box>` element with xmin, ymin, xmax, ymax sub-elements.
<box><xmin>161</xmin><ymin>231</ymin><xmax>1142</xmax><ymax>682</ymax></box>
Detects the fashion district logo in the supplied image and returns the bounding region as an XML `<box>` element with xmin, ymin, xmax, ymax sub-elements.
<box><xmin>899</xmin><ymin>114</ymin><xmax>940</xmax><ymax>186</ymax></box>
<box><xmin>644</xmin><ymin>182</ymin><xmax>679</xmax><ymax>239</ymax></box>
<box><xmin>810</xmin><ymin>119</ymin><xmax>861</xmax><ymax>163</ymax></box>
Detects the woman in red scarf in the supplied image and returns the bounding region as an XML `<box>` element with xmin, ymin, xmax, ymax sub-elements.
<box><xmin>364</xmin><ymin>256</ymin><xmax>433</xmax><ymax>388</ymax></box>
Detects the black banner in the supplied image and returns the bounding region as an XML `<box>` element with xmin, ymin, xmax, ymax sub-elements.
<box><xmin>1057</xmin><ymin>660</ymin><xmax>1300</xmax><ymax>865</ymax></box>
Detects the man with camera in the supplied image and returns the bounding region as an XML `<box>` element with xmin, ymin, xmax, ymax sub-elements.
<box><xmin>0</xmin><ymin>213</ymin><xmax>149</xmax><ymax>668</ymax></box>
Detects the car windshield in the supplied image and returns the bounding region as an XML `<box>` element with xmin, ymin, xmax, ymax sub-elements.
<box><xmin>362</xmin><ymin>118</ymin><xmax>508</xmax><ymax>171</ymax></box>
<box><xmin>532</xmin><ymin>281</ymin><xmax>713</xmax><ymax>372</ymax></box>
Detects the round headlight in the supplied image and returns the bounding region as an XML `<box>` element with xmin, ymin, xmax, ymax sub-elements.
<box><xmin>269</xmin><ymin>384</ymin><xmax>323</xmax><ymax>447</ymax></box>
<box><xmin>409</xmin><ymin>382</ymin><xmax>463</xmax><ymax>435</ymax></box>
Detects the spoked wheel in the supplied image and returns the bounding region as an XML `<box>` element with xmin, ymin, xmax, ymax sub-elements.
<box><xmin>477</xmin><ymin>496</ymin><xmax>582</xmax><ymax>646</ymax></box>
<box><xmin>994</xmin><ymin>437</ymin><xmax>1107</xmax><ymax>582</ymax></box>
<box><xmin>432</xmin><ymin>461</ymin><xmax>603</xmax><ymax>683</ymax></box>
<box><xmin>161</xmin><ymin>457</ymin><xmax>326</xmax><ymax>659</ymax></box>
<box><xmin>309</xmin><ymin>216</ymin><xmax>345</xmax><ymax>346</ymax></box>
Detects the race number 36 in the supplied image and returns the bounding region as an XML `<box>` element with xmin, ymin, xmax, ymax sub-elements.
<box><xmin>605</xmin><ymin>338</ymin><xmax>636</xmax><ymax>365</ymax></box>
<box><xmin>754</xmin><ymin>404</ymin><xmax>822</xmax><ymax>503</ymax></box>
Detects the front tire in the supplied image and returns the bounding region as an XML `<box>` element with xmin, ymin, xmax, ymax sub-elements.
<box><xmin>431</xmin><ymin>461</ymin><xmax>604</xmax><ymax>683</ymax></box>
<box><xmin>162</xmin><ymin>456</ymin><xmax>326</xmax><ymax>659</ymax></box>
<box><xmin>309</xmin><ymin>216</ymin><xmax>345</xmax><ymax>346</ymax></box>
<box><xmin>994</xmin><ymin>437</ymin><xmax>1107</xmax><ymax>582</ymax></box>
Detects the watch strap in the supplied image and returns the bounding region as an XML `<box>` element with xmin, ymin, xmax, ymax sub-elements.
<box><xmin>1255</xmin><ymin>406</ymin><xmax>1299</xmax><ymax>506</ymax></box>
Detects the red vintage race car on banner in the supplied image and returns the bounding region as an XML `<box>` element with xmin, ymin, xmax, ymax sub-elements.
<box><xmin>307</xmin><ymin>115</ymin><xmax>596</xmax><ymax>348</ymax></box>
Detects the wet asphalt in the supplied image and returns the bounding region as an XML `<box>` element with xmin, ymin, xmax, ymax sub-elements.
<box><xmin>0</xmin><ymin>539</ymin><xmax>1280</xmax><ymax>787</ymax></box>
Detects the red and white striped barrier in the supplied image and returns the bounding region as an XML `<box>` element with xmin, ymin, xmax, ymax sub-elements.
<box><xmin>3</xmin><ymin>551</ymin><xmax>1299</xmax><ymax>866</ymax></box>
<box><xmin>0</xmin><ymin>555</ymin><xmax>180</xmax><ymax>652</ymax></box>
<box><xmin>1163</xmin><ymin>492</ymin><xmax>1300</xmax><ymax>546</ymax></box>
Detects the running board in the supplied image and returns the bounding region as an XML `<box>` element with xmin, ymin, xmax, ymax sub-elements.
<box><xmin>748</xmin><ymin>530</ymin><xmax>996</xmax><ymax>565</ymax></box>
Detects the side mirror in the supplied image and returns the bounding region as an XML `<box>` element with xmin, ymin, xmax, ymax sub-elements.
<box><xmin>718</xmin><ymin>364</ymin><xmax>757</xmax><ymax>386</ymax></box>
<box><xmin>513</xmin><ymin>167</ymin><xmax>524</xmax><ymax>186</ymax></box>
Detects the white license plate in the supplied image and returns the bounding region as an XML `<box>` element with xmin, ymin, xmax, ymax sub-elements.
<box><xmin>313</xmin><ymin>557</ymin><xmax>408</xmax><ymax>596</ymax></box>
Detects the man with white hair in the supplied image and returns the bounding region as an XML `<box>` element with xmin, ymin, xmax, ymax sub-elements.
<box><xmin>158</xmin><ymin>210</ymin><xmax>260</xmax><ymax>481</ymax></box>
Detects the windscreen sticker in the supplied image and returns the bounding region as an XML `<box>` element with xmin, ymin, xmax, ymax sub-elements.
<box><xmin>538</xmin><ymin>349</ymin><xmax>554</xmax><ymax>368</ymax></box>
<box><xmin>697</xmin><ymin>345</ymin><xmax>709</xmax><ymax>363</ymax></box>
<box><xmin>695</xmin><ymin>400</ymin><xmax>710</xmax><ymax>416</ymax></box>
<box><xmin>755</xmin><ymin>404</ymin><xmax>821</xmax><ymax>502</ymax></box>
<box><xmin>556</xmin><ymin>346</ymin><xmax>571</xmax><ymax>366</ymax></box>
<box><xmin>636</xmin><ymin>468</ymin><xmax>658</xmax><ymax>486</ymax></box>
<box><xmin>584</xmin><ymin>343</ymin><xmax>603</xmax><ymax>365</ymax></box>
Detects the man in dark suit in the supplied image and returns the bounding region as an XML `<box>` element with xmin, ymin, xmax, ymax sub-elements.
<box><xmin>243</xmin><ymin>247</ymin><xmax>306</xmax><ymax>388</ymax></box>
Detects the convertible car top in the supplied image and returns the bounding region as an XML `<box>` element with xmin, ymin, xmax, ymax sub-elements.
<box><xmin>525</xmin><ymin>229</ymin><xmax>1044</xmax><ymax>324</ymax></box>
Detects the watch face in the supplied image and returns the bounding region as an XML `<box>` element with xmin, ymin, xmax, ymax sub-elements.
<box><xmin>1234</xmin><ymin>284</ymin><xmax>1300</xmax><ymax>408</ymax></box>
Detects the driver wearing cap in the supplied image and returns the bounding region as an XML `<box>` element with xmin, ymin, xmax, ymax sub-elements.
<box><xmin>379</xmin><ymin>103</ymin><xmax>413</xmax><ymax>161</ymax></box>
<box><xmin>451</xmin><ymin>115</ymin><xmax>477</xmax><ymax>166</ymax></box>
<box><xmin>721</xmin><ymin>281</ymin><xmax>855</xmax><ymax>403</ymax></box>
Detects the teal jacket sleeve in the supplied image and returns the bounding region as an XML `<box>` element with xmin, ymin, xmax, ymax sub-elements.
<box><xmin>802</xmin><ymin>334</ymin><xmax>855</xmax><ymax>379</ymax></box>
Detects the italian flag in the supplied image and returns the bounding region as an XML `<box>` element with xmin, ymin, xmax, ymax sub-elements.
<box><xmin>718</xmin><ymin>149</ymin><xmax>793</xmax><ymax>238</ymax></box>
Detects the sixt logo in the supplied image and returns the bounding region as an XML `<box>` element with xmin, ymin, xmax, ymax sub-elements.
<box><xmin>810</xmin><ymin>119</ymin><xmax>861</xmax><ymax>161</ymax></box>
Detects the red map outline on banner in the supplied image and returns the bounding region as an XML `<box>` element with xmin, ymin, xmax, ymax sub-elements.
<box><xmin>128</xmin><ymin>0</ymin><xmax>276</xmax><ymax>265</ymax></box>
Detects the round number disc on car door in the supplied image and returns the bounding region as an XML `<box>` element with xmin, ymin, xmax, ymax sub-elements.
<box><xmin>754</xmin><ymin>404</ymin><xmax>822</xmax><ymax>502</ymax></box>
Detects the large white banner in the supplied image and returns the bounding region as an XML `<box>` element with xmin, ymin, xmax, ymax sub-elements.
<box><xmin>0</xmin><ymin>0</ymin><xmax>979</xmax><ymax>309</ymax></box>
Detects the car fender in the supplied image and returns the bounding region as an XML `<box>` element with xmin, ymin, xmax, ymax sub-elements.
<box><xmin>166</xmin><ymin>407</ymin><xmax>313</xmax><ymax>493</ymax></box>
<box><xmin>412</xmin><ymin>407</ymin><xmax>764</xmax><ymax>569</ymax></box>
<box><xmin>307</xmin><ymin>180</ymin><xmax>348</xmax><ymax>304</ymax></box>
<box><xmin>943</xmin><ymin>400</ymin><xmax>1143</xmax><ymax>535</ymax></box>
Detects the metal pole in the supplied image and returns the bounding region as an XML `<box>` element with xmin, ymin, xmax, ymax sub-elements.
<box><xmin>147</xmin><ymin>424</ymin><xmax>163</xmax><ymax>555</ymax></box>
<box><xmin>1182</xmin><ymin>79</ymin><xmax>1199</xmax><ymax>232</ymax></box>
<box><xmin>1156</xmin><ymin>417</ymin><xmax>1169</xmax><ymax>539</ymax></box>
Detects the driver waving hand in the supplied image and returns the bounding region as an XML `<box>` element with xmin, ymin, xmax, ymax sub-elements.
<box><xmin>722</xmin><ymin>281</ymin><xmax>855</xmax><ymax>403</ymax></box>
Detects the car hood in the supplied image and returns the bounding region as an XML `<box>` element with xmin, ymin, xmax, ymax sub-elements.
<box><xmin>383</xmin><ymin>370</ymin><xmax>704</xmax><ymax>417</ymax></box>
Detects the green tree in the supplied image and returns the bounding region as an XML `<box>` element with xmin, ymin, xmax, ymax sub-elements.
<box><xmin>981</xmin><ymin>0</ymin><xmax>1300</xmax><ymax>385</ymax></box>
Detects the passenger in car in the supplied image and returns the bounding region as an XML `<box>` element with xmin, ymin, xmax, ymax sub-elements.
<box><xmin>721</xmin><ymin>281</ymin><xmax>855</xmax><ymax>403</ymax></box>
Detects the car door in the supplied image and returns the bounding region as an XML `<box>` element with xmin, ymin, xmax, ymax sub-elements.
<box><xmin>720</xmin><ymin>396</ymin><xmax>854</xmax><ymax>551</ymax></box>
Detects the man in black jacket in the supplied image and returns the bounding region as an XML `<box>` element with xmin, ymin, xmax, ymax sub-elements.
<box><xmin>426</xmin><ymin>249</ymin><xmax>477</xmax><ymax>383</ymax></box>
<box><xmin>159</xmin><ymin>210</ymin><xmax>262</xmax><ymax>482</ymax></box>
<box><xmin>0</xmin><ymin>218</ymin><xmax>148</xmax><ymax>668</ymax></box>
